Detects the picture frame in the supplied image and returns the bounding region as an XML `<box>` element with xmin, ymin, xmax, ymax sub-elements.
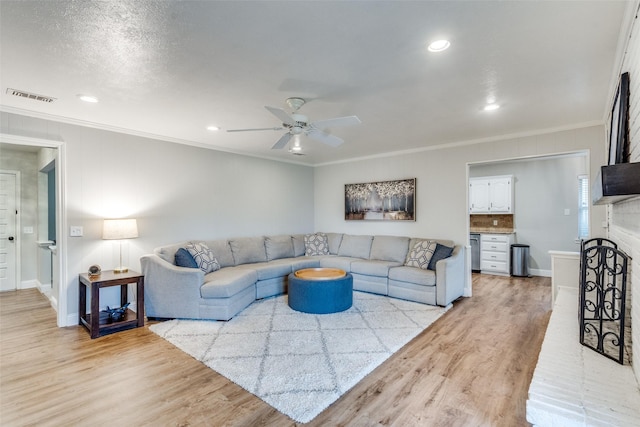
<box><xmin>345</xmin><ymin>178</ymin><xmax>415</xmax><ymax>221</ymax></box>
<box><xmin>608</xmin><ymin>72</ymin><xmax>630</xmax><ymax>165</ymax></box>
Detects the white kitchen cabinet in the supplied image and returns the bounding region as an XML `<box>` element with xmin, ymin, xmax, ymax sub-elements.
<box><xmin>481</xmin><ymin>233</ymin><xmax>513</xmax><ymax>276</ymax></box>
<box><xmin>469</xmin><ymin>175</ymin><xmax>513</xmax><ymax>214</ymax></box>
<box><xmin>469</xmin><ymin>178</ymin><xmax>490</xmax><ymax>213</ymax></box>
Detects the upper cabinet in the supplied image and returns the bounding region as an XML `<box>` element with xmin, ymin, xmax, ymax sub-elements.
<box><xmin>469</xmin><ymin>175</ymin><xmax>513</xmax><ymax>214</ymax></box>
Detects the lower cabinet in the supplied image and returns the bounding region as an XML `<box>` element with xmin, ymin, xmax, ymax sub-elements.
<box><xmin>481</xmin><ymin>234</ymin><xmax>513</xmax><ymax>276</ymax></box>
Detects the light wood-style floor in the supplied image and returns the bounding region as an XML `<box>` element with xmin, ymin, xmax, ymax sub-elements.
<box><xmin>1</xmin><ymin>274</ymin><xmax>551</xmax><ymax>426</ymax></box>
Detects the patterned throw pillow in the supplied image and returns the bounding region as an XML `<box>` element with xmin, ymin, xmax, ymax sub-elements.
<box><xmin>186</xmin><ymin>242</ymin><xmax>220</xmax><ymax>274</ymax></box>
<box><xmin>404</xmin><ymin>240</ymin><xmax>438</xmax><ymax>270</ymax></box>
<box><xmin>304</xmin><ymin>233</ymin><xmax>329</xmax><ymax>256</ymax></box>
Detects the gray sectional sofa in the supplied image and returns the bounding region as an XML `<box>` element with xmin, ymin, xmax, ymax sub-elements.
<box><xmin>140</xmin><ymin>233</ymin><xmax>465</xmax><ymax>321</ymax></box>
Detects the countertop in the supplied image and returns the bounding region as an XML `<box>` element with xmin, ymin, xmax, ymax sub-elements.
<box><xmin>469</xmin><ymin>228</ymin><xmax>515</xmax><ymax>234</ymax></box>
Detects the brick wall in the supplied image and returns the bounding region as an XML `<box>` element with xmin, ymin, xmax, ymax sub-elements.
<box><xmin>609</xmin><ymin>4</ymin><xmax>640</xmax><ymax>384</ymax></box>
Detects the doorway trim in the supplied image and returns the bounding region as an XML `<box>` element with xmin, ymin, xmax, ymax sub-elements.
<box><xmin>0</xmin><ymin>133</ymin><xmax>67</xmax><ymax>327</ymax></box>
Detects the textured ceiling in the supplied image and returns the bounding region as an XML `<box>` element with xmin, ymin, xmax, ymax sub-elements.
<box><xmin>0</xmin><ymin>1</ymin><xmax>630</xmax><ymax>165</ymax></box>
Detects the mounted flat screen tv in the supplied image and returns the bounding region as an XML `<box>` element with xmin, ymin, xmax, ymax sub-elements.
<box><xmin>608</xmin><ymin>72</ymin><xmax>630</xmax><ymax>165</ymax></box>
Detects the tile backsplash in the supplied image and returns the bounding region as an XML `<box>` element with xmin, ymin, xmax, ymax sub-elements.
<box><xmin>470</xmin><ymin>214</ymin><xmax>514</xmax><ymax>232</ymax></box>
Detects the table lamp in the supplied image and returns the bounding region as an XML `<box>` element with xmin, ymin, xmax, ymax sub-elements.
<box><xmin>102</xmin><ymin>218</ymin><xmax>138</xmax><ymax>273</ymax></box>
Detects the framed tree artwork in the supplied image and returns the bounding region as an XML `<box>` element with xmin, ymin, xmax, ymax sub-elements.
<box><xmin>345</xmin><ymin>178</ymin><xmax>415</xmax><ymax>221</ymax></box>
<box><xmin>608</xmin><ymin>72</ymin><xmax>630</xmax><ymax>165</ymax></box>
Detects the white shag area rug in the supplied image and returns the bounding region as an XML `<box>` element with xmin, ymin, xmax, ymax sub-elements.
<box><xmin>150</xmin><ymin>291</ymin><xmax>449</xmax><ymax>423</ymax></box>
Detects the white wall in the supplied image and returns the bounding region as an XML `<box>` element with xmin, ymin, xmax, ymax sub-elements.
<box><xmin>315</xmin><ymin>127</ymin><xmax>607</xmax><ymax>246</ymax></box>
<box><xmin>1</xmin><ymin>112</ymin><xmax>315</xmax><ymax>325</ymax></box>
<box><xmin>314</xmin><ymin>125</ymin><xmax>608</xmax><ymax>294</ymax></box>
<box><xmin>470</xmin><ymin>155</ymin><xmax>588</xmax><ymax>273</ymax></box>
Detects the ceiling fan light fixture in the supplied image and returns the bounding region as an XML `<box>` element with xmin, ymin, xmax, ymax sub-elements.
<box><xmin>285</xmin><ymin>97</ymin><xmax>305</xmax><ymax>111</ymax></box>
<box><xmin>427</xmin><ymin>39</ymin><xmax>450</xmax><ymax>52</ymax></box>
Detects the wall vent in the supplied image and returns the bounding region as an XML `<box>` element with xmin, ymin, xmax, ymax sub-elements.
<box><xmin>6</xmin><ymin>88</ymin><xmax>56</xmax><ymax>103</ymax></box>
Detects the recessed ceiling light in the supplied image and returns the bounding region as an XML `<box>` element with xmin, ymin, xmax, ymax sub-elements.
<box><xmin>483</xmin><ymin>103</ymin><xmax>500</xmax><ymax>111</ymax></box>
<box><xmin>206</xmin><ymin>125</ymin><xmax>220</xmax><ymax>131</ymax></box>
<box><xmin>427</xmin><ymin>40</ymin><xmax>450</xmax><ymax>52</ymax></box>
<box><xmin>77</xmin><ymin>94</ymin><xmax>98</xmax><ymax>103</ymax></box>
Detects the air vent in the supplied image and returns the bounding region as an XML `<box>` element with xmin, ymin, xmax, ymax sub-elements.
<box><xmin>6</xmin><ymin>88</ymin><xmax>56</xmax><ymax>103</ymax></box>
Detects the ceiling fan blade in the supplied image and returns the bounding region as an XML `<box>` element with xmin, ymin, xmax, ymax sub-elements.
<box><xmin>311</xmin><ymin>115</ymin><xmax>361</xmax><ymax>129</ymax></box>
<box><xmin>271</xmin><ymin>132</ymin><xmax>292</xmax><ymax>149</ymax></box>
<box><xmin>265</xmin><ymin>106</ymin><xmax>295</xmax><ymax>126</ymax></box>
<box><xmin>227</xmin><ymin>127</ymin><xmax>283</xmax><ymax>132</ymax></box>
<box><xmin>307</xmin><ymin>129</ymin><xmax>344</xmax><ymax>147</ymax></box>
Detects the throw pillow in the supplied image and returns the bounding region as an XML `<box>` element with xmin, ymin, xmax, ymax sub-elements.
<box><xmin>427</xmin><ymin>243</ymin><xmax>454</xmax><ymax>270</ymax></box>
<box><xmin>175</xmin><ymin>248</ymin><xmax>198</xmax><ymax>268</ymax></box>
<box><xmin>404</xmin><ymin>240</ymin><xmax>437</xmax><ymax>270</ymax></box>
<box><xmin>304</xmin><ymin>233</ymin><xmax>329</xmax><ymax>256</ymax></box>
<box><xmin>186</xmin><ymin>242</ymin><xmax>220</xmax><ymax>274</ymax></box>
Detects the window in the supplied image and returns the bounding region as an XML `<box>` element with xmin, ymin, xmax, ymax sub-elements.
<box><xmin>578</xmin><ymin>175</ymin><xmax>589</xmax><ymax>239</ymax></box>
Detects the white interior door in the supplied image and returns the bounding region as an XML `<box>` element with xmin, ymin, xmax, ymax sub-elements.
<box><xmin>0</xmin><ymin>173</ymin><xmax>18</xmax><ymax>291</ymax></box>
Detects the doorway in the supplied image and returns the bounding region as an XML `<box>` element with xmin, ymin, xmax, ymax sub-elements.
<box><xmin>0</xmin><ymin>138</ymin><xmax>64</xmax><ymax>325</ymax></box>
<box><xmin>468</xmin><ymin>152</ymin><xmax>590</xmax><ymax>277</ymax></box>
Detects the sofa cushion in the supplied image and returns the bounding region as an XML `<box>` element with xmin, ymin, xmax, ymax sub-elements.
<box><xmin>319</xmin><ymin>256</ymin><xmax>354</xmax><ymax>272</ymax></box>
<box><xmin>388</xmin><ymin>266</ymin><xmax>437</xmax><ymax>287</ymax></box>
<box><xmin>156</xmin><ymin>242</ymin><xmax>188</xmax><ymax>264</ymax></box>
<box><xmin>338</xmin><ymin>234</ymin><xmax>373</xmax><ymax>259</ymax></box>
<box><xmin>200</xmin><ymin>268</ymin><xmax>258</xmax><ymax>298</ymax></box>
<box><xmin>203</xmin><ymin>239</ymin><xmax>235</xmax><ymax>268</ymax></box>
<box><xmin>370</xmin><ymin>235</ymin><xmax>410</xmax><ymax>263</ymax></box>
<box><xmin>305</xmin><ymin>233</ymin><xmax>329</xmax><ymax>256</ymax></box>
<box><xmin>290</xmin><ymin>256</ymin><xmax>322</xmax><ymax>271</ymax></box>
<box><xmin>238</xmin><ymin>260</ymin><xmax>292</xmax><ymax>280</ymax></box>
<box><xmin>404</xmin><ymin>240</ymin><xmax>437</xmax><ymax>270</ymax></box>
<box><xmin>229</xmin><ymin>237</ymin><xmax>267</xmax><ymax>265</ymax></box>
<box><xmin>292</xmin><ymin>234</ymin><xmax>306</xmax><ymax>257</ymax></box>
<box><xmin>326</xmin><ymin>233</ymin><xmax>344</xmax><ymax>255</ymax></box>
<box><xmin>175</xmin><ymin>248</ymin><xmax>198</xmax><ymax>268</ymax></box>
<box><xmin>265</xmin><ymin>235</ymin><xmax>294</xmax><ymax>261</ymax></box>
<box><xmin>428</xmin><ymin>243</ymin><xmax>454</xmax><ymax>270</ymax></box>
<box><xmin>351</xmin><ymin>259</ymin><xmax>402</xmax><ymax>277</ymax></box>
<box><xmin>186</xmin><ymin>242</ymin><xmax>221</xmax><ymax>273</ymax></box>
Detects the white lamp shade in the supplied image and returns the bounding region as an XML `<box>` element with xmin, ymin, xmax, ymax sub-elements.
<box><xmin>102</xmin><ymin>219</ymin><xmax>138</xmax><ymax>240</ymax></box>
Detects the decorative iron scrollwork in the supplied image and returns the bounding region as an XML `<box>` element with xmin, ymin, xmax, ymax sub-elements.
<box><xmin>579</xmin><ymin>238</ymin><xmax>628</xmax><ymax>364</ymax></box>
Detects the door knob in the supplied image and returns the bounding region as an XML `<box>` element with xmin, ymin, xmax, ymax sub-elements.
<box><xmin>8</xmin><ymin>236</ymin><xmax>14</xmax><ymax>241</ymax></box>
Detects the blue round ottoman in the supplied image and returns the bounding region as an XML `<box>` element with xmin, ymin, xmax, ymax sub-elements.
<box><xmin>288</xmin><ymin>269</ymin><xmax>353</xmax><ymax>314</ymax></box>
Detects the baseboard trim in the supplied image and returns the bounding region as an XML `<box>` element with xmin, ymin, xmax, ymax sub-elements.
<box><xmin>530</xmin><ymin>268</ymin><xmax>552</xmax><ymax>277</ymax></box>
<box><xmin>20</xmin><ymin>279</ymin><xmax>38</xmax><ymax>290</ymax></box>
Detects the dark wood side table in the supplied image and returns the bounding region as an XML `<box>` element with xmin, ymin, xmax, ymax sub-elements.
<box><xmin>79</xmin><ymin>270</ymin><xmax>144</xmax><ymax>339</ymax></box>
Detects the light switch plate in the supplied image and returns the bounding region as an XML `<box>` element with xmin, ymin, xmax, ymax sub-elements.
<box><xmin>70</xmin><ymin>226</ymin><xmax>83</xmax><ymax>237</ymax></box>
<box><xmin>23</xmin><ymin>226</ymin><xmax>33</xmax><ymax>234</ymax></box>
<box><xmin>564</xmin><ymin>209</ymin><xmax>570</xmax><ymax>216</ymax></box>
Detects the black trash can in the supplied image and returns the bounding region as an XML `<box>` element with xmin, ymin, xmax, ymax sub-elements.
<box><xmin>511</xmin><ymin>244</ymin><xmax>530</xmax><ymax>277</ymax></box>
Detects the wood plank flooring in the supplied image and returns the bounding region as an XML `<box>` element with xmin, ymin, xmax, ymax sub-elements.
<box><xmin>0</xmin><ymin>274</ymin><xmax>551</xmax><ymax>426</ymax></box>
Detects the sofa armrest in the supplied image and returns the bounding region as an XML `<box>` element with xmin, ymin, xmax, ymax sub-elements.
<box><xmin>140</xmin><ymin>254</ymin><xmax>205</xmax><ymax>318</ymax></box>
<box><xmin>435</xmin><ymin>245</ymin><xmax>465</xmax><ymax>306</ymax></box>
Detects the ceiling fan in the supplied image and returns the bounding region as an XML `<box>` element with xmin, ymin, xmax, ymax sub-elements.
<box><xmin>227</xmin><ymin>97</ymin><xmax>361</xmax><ymax>151</ymax></box>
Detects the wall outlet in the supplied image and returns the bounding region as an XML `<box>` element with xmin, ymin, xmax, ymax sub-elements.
<box><xmin>493</xmin><ymin>220</ymin><xmax>498</xmax><ymax>226</ymax></box>
<box><xmin>70</xmin><ymin>226</ymin><xmax>83</xmax><ymax>237</ymax></box>
<box><xmin>564</xmin><ymin>208</ymin><xmax>570</xmax><ymax>216</ymax></box>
